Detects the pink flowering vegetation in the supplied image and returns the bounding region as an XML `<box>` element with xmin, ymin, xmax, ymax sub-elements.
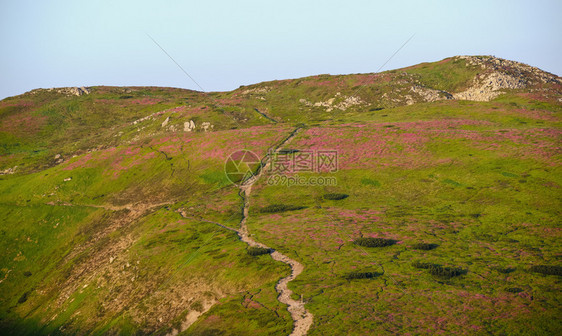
<box><xmin>249</xmin><ymin>204</ymin><xmax>403</xmax><ymax>258</ymax></box>
<box><xmin>298</xmin><ymin>75</ymin><xmax>346</xmax><ymax>89</ymax></box>
<box><xmin>190</xmin><ymin>124</ymin><xmax>292</xmax><ymax>161</ymax></box>
<box><xmin>107</xmin><ymin>150</ymin><xmax>157</xmax><ymax>179</ymax></box>
<box><xmin>250</xmin><ymin>202</ymin><xmax>561</xmax><ymax>333</ymax></box>
<box><xmin>0</xmin><ymin>99</ymin><xmax>35</xmax><ymax>109</ymax></box>
<box><xmin>346</xmin><ymin>73</ymin><xmax>393</xmax><ymax>86</ymax></box>
<box><xmin>0</xmin><ymin>111</ymin><xmax>48</xmax><ymax>136</ymax></box>
<box><xmin>94</xmin><ymin>97</ymin><xmax>162</xmax><ymax>106</ymax></box>
<box><xmin>129</xmin><ymin>124</ymin><xmax>288</xmax><ymax>167</ymax></box>
<box><xmin>248</xmin><ymin>157</ymin><xmax>561</xmax><ymax>335</ymax></box>
<box><xmin>295</xmin><ymin>120</ymin><xmax>561</xmax><ymax>169</ymax></box>
<box><xmin>294</xmin><ymin>121</ymin><xmax>437</xmax><ymax>169</ymax></box>
<box><xmin>62</xmin><ymin>145</ymin><xmax>160</xmax><ymax>178</ymax></box>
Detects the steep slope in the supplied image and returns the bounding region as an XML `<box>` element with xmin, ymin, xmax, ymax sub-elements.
<box><xmin>0</xmin><ymin>56</ymin><xmax>561</xmax><ymax>335</ymax></box>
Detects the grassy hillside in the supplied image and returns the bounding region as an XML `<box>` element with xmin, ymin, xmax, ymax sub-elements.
<box><xmin>0</xmin><ymin>56</ymin><xmax>560</xmax><ymax>335</ymax></box>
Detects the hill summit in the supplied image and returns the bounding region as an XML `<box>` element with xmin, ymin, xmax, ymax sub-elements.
<box><xmin>0</xmin><ymin>56</ymin><xmax>561</xmax><ymax>335</ymax></box>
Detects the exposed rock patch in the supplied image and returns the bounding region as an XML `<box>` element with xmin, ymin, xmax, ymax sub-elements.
<box><xmin>184</xmin><ymin>120</ymin><xmax>196</xmax><ymax>132</ymax></box>
<box><xmin>410</xmin><ymin>85</ymin><xmax>453</xmax><ymax>102</ymax></box>
<box><xmin>30</xmin><ymin>87</ymin><xmax>90</xmax><ymax>96</ymax></box>
<box><xmin>453</xmin><ymin>72</ymin><xmax>526</xmax><ymax>101</ymax></box>
<box><xmin>299</xmin><ymin>93</ymin><xmax>364</xmax><ymax>112</ymax></box>
<box><xmin>453</xmin><ymin>55</ymin><xmax>561</xmax><ymax>101</ymax></box>
<box><xmin>0</xmin><ymin>166</ymin><xmax>17</xmax><ymax>175</ymax></box>
<box><xmin>241</xmin><ymin>86</ymin><xmax>271</xmax><ymax>95</ymax></box>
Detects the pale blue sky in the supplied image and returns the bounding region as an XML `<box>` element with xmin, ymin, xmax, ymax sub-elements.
<box><xmin>1</xmin><ymin>0</ymin><xmax>560</xmax><ymax>99</ymax></box>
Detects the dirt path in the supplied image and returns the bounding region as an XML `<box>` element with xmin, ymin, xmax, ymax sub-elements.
<box><xmin>178</xmin><ymin>127</ymin><xmax>313</xmax><ymax>335</ymax></box>
<box><xmin>237</xmin><ymin>128</ymin><xmax>313</xmax><ymax>336</ymax></box>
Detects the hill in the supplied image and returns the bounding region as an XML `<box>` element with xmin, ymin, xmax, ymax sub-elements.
<box><xmin>0</xmin><ymin>55</ymin><xmax>561</xmax><ymax>335</ymax></box>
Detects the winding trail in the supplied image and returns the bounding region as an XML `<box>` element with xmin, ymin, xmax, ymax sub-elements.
<box><xmin>237</xmin><ymin>127</ymin><xmax>313</xmax><ymax>336</ymax></box>
<box><xmin>179</xmin><ymin>127</ymin><xmax>313</xmax><ymax>335</ymax></box>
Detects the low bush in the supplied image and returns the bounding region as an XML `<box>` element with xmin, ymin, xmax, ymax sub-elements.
<box><xmin>278</xmin><ymin>149</ymin><xmax>300</xmax><ymax>154</ymax></box>
<box><xmin>247</xmin><ymin>247</ymin><xmax>272</xmax><ymax>256</ymax></box>
<box><xmin>354</xmin><ymin>237</ymin><xmax>396</xmax><ymax>247</ymax></box>
<box><xmin>492</xmin><ymin>266</ymin><xmax>515</xmax><ymax>274</ymax></box>
<box><xmin>411</xmin><ymin>243</ymin><xmax>438</xmax><ymax>250</ymax></box>
<box><xmin>428</xmin><ymin>265</ymin><xmax>466</xmax><ymax>279</ymax></box>
<box><xmin>17</xmin><ymin>291</ymin><xmax>30</xmax><ymax>304</ymax></box>
<box><xmin>23</xmin><ymin>271</ymin><xmax>32</xmax><ymax>277</ymax></box>
<box><xmin>505</xmin><ymin>287</ymin><xmax>523</xmax><ymax>293</ymax></box>
<box><xmin>529</xmin><ymin>265</ymin><xmax>562</xmax><ymax>276</ymax></box>
<box><xmin>259</xmin><ymin>204</ymin><xmax>306</xmax><ymax>213</ymax></box>
<box><xmin>412</xmin><ymin>261</ymin><xmax>439</xmax><ymax>269</ymax></box>
<box><xmin>412</xmin><ymin>262</ymin><xmax>466</xmax><ymax>278</ymax></box>
<box><xmin>323</xmin><ymin>193</ymin><xmax>349</xmax><ymax>200</ymax></box>
<box><xmin>344</xmin><ymin>271</ymin><xmax>382</xmax><ymax>280</ymax></box>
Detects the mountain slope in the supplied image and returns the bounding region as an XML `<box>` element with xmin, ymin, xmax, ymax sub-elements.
<box><xmin>0</xmin><ymin>56</ymin><xmax>561</xmax><ymax>335</ymax></box>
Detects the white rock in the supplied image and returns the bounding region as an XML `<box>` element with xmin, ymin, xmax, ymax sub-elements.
<box><xmin>162</xmin><ymin>117</ymin><xmax>170</xmax><ymax>127</ymax></box>
<box><xmin>201</xmin><ymin>122</ymin><xmax>211</xmax><ymax>131</ymax></box>
<box><xmin>184</xmin><ymin>120</ymin><xmax>196</xmax><ymax>132</ymax></box>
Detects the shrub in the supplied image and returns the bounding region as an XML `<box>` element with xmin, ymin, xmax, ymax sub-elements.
<box><xmin>259</xmin><ymin>204</ymin><xmax>306</xmax><ymax>213</ymax></box>
<box><xmin>529</xmin><ymin>265</ymin><xmax>562</xmax><ymax>276</ymax></box>
<box><xmin>323</xmin><ymin>193</ymin><xmax>349</xmax><ymax>201</ymax></box>
<box><xmin>247</xmin><ymin>247</ymin><xmax>272</xmax><ymax>256</ymax></box>
<box><xmin>17</xmin><ymin>291</ymin><xmax>30</xmax><ymax>304</ymax></box>
<box><xmin>278</xmin><ymin>149</ymin><xmax>300</xmax><ymax>154</ymax></box>
<box><xmin>344</xmin><ymin>271</ymin><xmax>381</xmax><ymax>280</ymax></box>
<box><xmin>411</xmin><ymin>243</ymin><xmax>438</xmax><ymax>250</ymax></box>
<box><xmin>428</xmin><ymin>265</ymin><xmax>466</xmax><ymax>279</ymax></box>
<box><xmin>354</xmin><ymin>237</ymin><xmax>396</xmax><ymax>247</ymax></box>
<box><xmin>412</xmin><ymin>261</ymin><xmax>439</xmax><ymax>269</ymax></box>
<box><xmin>505</xmin><ymin>287</ymin><xmax>523</xmax><ymax>293</ymax></box>
<box><xmin>23</xmin><ymin>271</ymin><xmax>32</xmax><ymax>277</ymax></box>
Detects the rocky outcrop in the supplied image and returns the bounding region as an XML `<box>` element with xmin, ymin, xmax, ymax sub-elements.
<box><xmin>457</xmin><ymin>55</ymin><xmax>560</xmax><ymax>85</ymax></box>
<box><xmin>410</xmin><ymin>85</ymin><xmax>453</xmax><ymax>102</ymax></box>
<box><xmin>453</xmin><ymin>56</ymin><xmax>561</xmax><ymax>101</ymax></box>
<box><xmin>30</xmin><ymin>87</ymin><xmax>90</xmax><ymax>96</ymax></box>
<box><xmin>240</xmin><ymin>86</ymin><xmax>271</xmax><ymax>95</ymax></box>
<box><xmin>0</xmin><ymin>166</ymin><xmax>17</xmax><ymax>175</ymax></box>
<box><xmin>299</xmin><ymin>92</ymin><xmax>364</xmax><ymax>112</ymax></box>
<box><xmin>200</xmin><ymin>122</ymin><xmax>213</xmax><ymax>131</ymax></box>
<box><xmin>453</xmin><ymin>72</ymin><xmax>526</xmax><ymax>101</ymax></box>
<box><xmin>161</xmin><ymin>117</ymin><xmax>170</xmax><ymax>127</ymax></box>
<box><xmin>184</xmin><ymin>120</ymin><xmax>196</xmax><ymax>132</ymax></box>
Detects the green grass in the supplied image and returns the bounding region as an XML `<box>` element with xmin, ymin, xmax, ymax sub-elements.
<box><xmin>0</xmin><ymin>56</ymin><xmax>561</xmax><ymax>335</ymax></box>
<box><xmin>402</xmin><ymin>57</ymin><xmax>481</xmax><ymax>92</ymax></box>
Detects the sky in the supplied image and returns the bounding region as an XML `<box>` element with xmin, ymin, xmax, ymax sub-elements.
<box><xmin>0</xmin><ymin>0</ymin><xmax>560</xmax><ymax>99</ymax></box>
